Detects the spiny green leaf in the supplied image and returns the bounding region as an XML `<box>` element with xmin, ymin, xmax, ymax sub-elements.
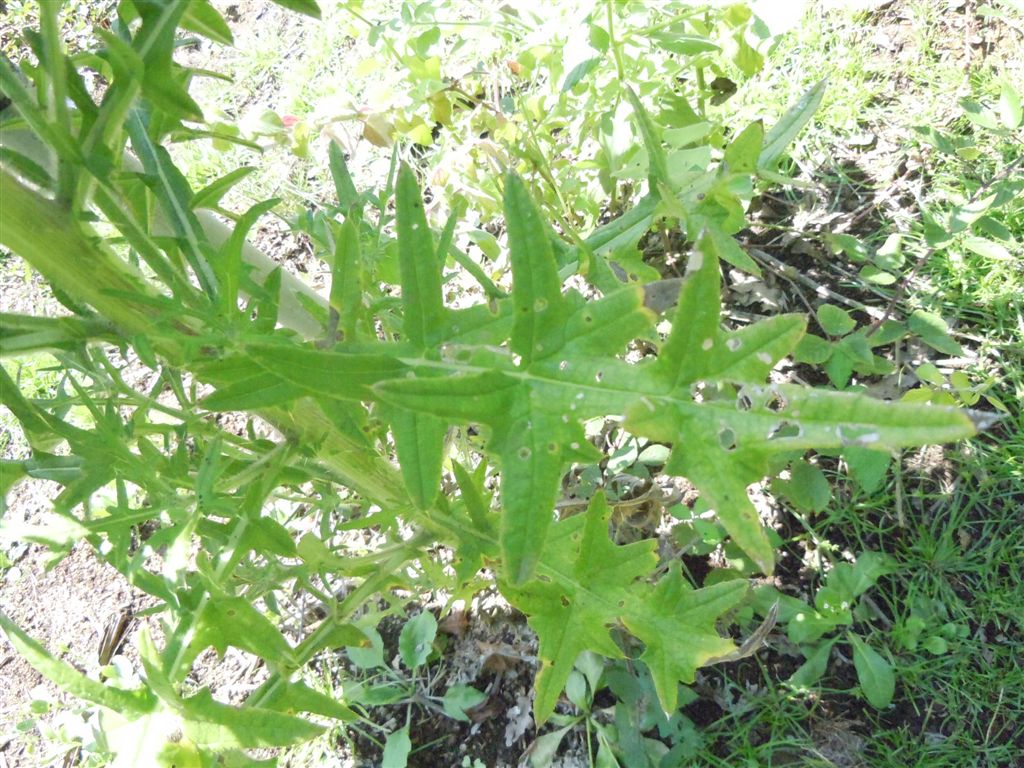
<box><xmin>180</xmin><ymin>594</ymin><xmax>296</xmax><ymax>673</ymax></box>
<box><xmin>259</xmin><ymin>680</ymin><xmax>356</xmax><ymax>722</ymax></box>
<box><xmin>391</xmin><ymin>167</ymin><xmax>449</xmax><ymax>507</ymax></box>
<box><xmin>219</xmin><ymin>198</ymin><xmax>279</xmax><ymax>318</ymax></box>
<box><xmin>503</xmin><ymin>494</ymin><xmax>745</xmax><ymax>722</ymax></box>
<box><xmin>377</xmin><ymin>284</ymin><xmax>653</xmax><ymax>583</ymax></box>
<box><xmin>132</xmin><ymin>2</ymin><xmax>204</xmax><ymax>121</ymax></box>
<box><xmin>705</xmin><ymin>225</ymin><xmax>762</xmax><ymax>276</ymax></box>
<box><xmin>386</xmin><ymin>403</ymin><xmax>446</xmax><ymax>510</ymax></box>
<box><xmin>623</xmin><ymin>564</ymin><xmax>747</xmax><ymax>712</ymax></box>
<box><xmin>200</xmin><ymin>374</ymin><xmax>306</xmax><ymax>411</ymax></box>
<box><xmin>628</xmin><ymin>382</ymin><xmax>975</xmax><ymax>573</ymax></box>
<box><xmin>654</xmin><ymin>231</ymin><xmax>805</xmax><ymax>390</ymax></box>
<box><xmin>504</xmin><ymin>494</ymin><xmax>655</xmax><ymax>721</ymax></box>
<box><xmin>235</xmin><ymin>343</ymin><xmax>408</xmax><ymax>401</ymax></box>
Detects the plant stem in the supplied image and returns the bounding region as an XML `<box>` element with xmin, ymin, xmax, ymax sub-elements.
<box><xmin>607</xmin><ymin>0</ymin><xmax>626</xmax><ymax>86</ymax></box>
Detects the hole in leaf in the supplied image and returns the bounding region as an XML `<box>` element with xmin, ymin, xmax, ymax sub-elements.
<box><xmin>595</xmin><ymin>370</ymin><xmax>604</xmax><ymax>382</ymax></box>
<box><xmin>560</xmin><ymin>596</ymin><xmax>570</xmax><ymax>607</ymax></box>
<box><xmin>719</xmin><ymin>428</ymin><xmax>737</xmax><ymax>451</ymax></box>
<box><xmin>583</xmin><ymin>313</ymin><xmax>593</xmax><ymax>323</ymax></box>
<box><xmin>767</xmin><ymin>390</ymin><xmax>789</xmax><ymax>412</ymax></box>
<box><xmin>726</xmin><ymin>338</ymin><xmax>742</xmax><ymax>352</ymax></box>
<box><xmin>559</xmin><ymin>360</ymin><xmax>569</xmax><ymax>371</ymax></box>
<box><xmin>767</xmin><ymin>421</ymin><xmax>801</xmax><ymax>440</ymax></box>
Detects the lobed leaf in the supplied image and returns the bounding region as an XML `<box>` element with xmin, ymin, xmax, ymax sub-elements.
<box><xmin>503</xmin><ymin>495</ymin><xmax>746</xmax><ymax>722</ymax></box>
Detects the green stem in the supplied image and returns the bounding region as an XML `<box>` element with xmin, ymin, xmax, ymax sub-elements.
<box><xmin>607</xmin><ymin>0</ymin><xmax>626</xmax><ymax>85</ymax></box>
<box><xmin>37</xmin><ymin>1</ymin><xmax>72</xmax><ymax>203</ymax></box>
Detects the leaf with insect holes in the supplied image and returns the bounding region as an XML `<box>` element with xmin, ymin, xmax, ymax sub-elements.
<box><xmin>376</xmin><ymin>173</ymin><xmax>655</xmax><ymax>583</ymax></box>
<box><xmin>626</xmin><ymin>229</ymin><xmax>976</xmax><ymax>574</ymax></box>
<box><xmin>502</xmin><ymin>494</ymin><xmax>746</xmax><ymax>722</ymax></box>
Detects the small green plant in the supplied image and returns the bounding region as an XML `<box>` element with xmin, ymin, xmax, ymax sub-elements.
<box><xmin>0</xmin><ymin>1</ymin><xmax>993</xmax><ymax>765</ymax></box>
<box><xmin>336</xmin><ymin>610</ymin><xmax>488</xmax><ymax>765</ymax></box>
<box><xmin>755</xmin><ymin>552</ymin><xmax>898</xmax><ymax>708</ymax></box>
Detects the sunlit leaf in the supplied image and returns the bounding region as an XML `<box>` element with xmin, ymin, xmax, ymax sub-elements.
<box><xmin>760</xmin><ymin>79</ymin><xmax>827</xmax><ymax>169</ymax></box>
<box><xmin>849</xmin><ymin>634</ymin><xmax>895</xmax><ymax>708</ymax></box>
